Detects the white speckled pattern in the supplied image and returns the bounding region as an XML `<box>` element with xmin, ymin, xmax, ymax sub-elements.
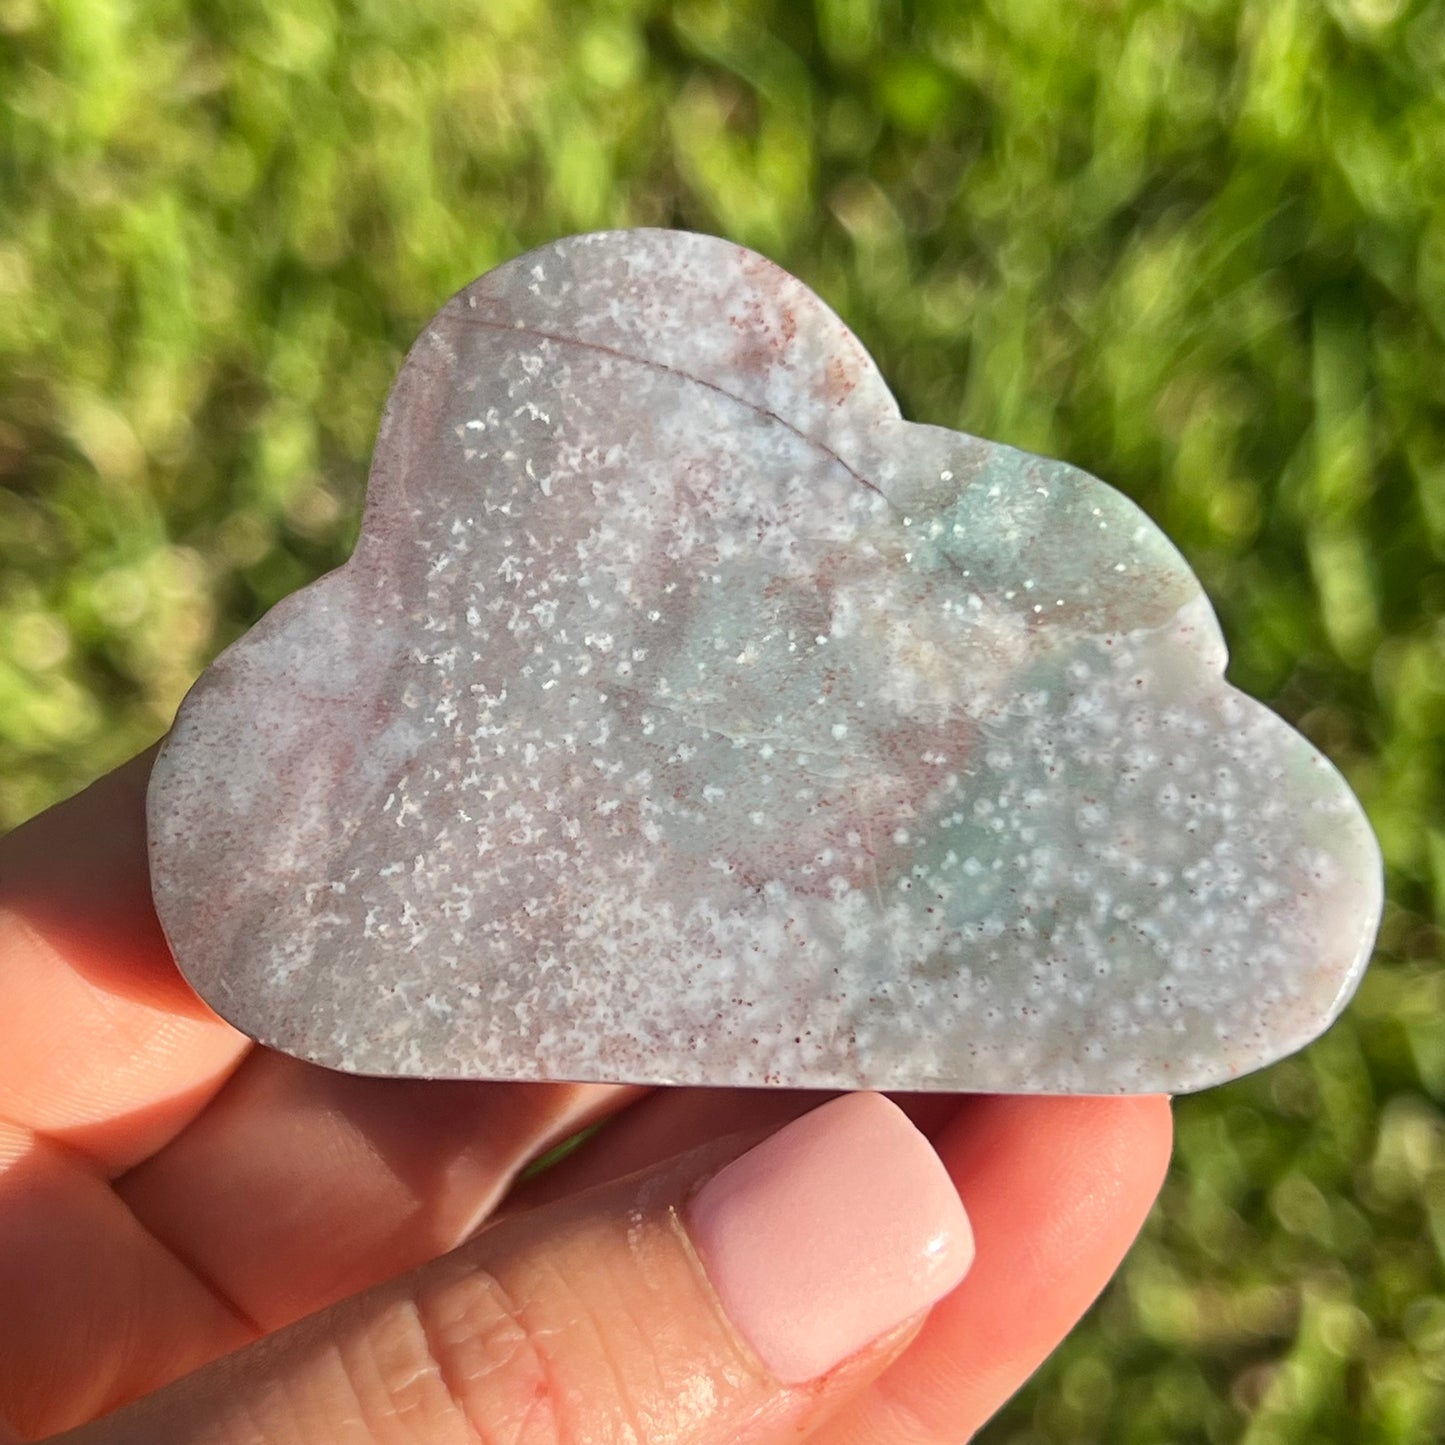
<box><xmin>147</xmin><ymin>229</ymin><xmax>1383</xmax><ymax>1092</ymax></box>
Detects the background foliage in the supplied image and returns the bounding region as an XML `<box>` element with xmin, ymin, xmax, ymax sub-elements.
<box><xmin>2</xmin><ymin>0</ymin><xmax>1443</xmax><ymax>1438</ymax></box>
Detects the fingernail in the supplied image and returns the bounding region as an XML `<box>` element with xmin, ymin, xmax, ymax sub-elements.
<box><xmin>688</xmin><ymin>1091</ymin><xmax>974</xmax><ymax>1384</ymax></box>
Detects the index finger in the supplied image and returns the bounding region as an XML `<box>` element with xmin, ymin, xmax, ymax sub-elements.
<box><xmin>0</xmin><ymin>750</ymin><xmax>250</xmax><ymax>1172</ymax></box>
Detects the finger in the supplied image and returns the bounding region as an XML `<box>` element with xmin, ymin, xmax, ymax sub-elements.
<box><xmin>117</xmin><ymin>1051</ymin><xmax>642</xmax><ymax>1330</ymax></box>
<box><xmin>0</xmin><ymin>1120</ymin><xmax>250</xmax><ymax>1439</ymax></box>
<box><xmin>0</xmin><ymin>751</ymin><xmax>250</xmax><ymax>1170</ymax></box>
<box><xmin>509</xmin><ymin>1087</ymin><xmax>963</xmax><ymax>1212</ymax></box>
<box><xmin>812</xmin><ymin>1094</ymin><xmax>1173</xmax><ymax>1445</ymax></box>
<box><xmin>0</xmin><ymin>1072</ymin><xmax>646</xmax><ymax>1435</ymax></box>
<box><xmin>66</xmin><ymin>1094</ymin><xmax>974</xmax><ymax>1445</ymax></box>
<box><xmin>509</xmin><ymin>1086</ymin><xmax>832</xmax><ymax>1209</ymax></box>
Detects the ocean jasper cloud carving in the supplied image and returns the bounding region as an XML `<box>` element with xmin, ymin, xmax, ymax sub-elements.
<box><xmin>148</xmin><ymin>230</ymin><xmax>1383</xmax><ymax>1093</ymax></box>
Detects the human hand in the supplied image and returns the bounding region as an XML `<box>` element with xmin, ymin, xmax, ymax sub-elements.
<box><xmin>0</xmin><ymin>750</ymin><xmax>1171</xmax><ymax>1443</ymax></box>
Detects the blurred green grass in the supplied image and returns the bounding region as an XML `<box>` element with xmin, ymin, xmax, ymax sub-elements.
<box><xmin>2</xmin><ymin>0</ymin><xmax>1442</xmax><ymax>1438</ymax></box>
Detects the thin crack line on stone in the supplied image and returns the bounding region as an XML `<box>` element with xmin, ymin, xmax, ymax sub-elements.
<box><xmin>427</xmin><ymin>308</ymin><xmax>1064</xmax><ymax>641</ymax></box>
<box><xmin>439</xmin><ymin>309</ymin><xmax>1012</xmax><ymax>624</ymax></box>
<box><xmin>442</xmin><ymin>308</ymin><xmax>891</xmax><ymax>499</ymax></box>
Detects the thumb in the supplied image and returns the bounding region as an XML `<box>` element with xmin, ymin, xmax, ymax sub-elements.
<box><xmin>63</xmin><ymin>1093</ymin><xmax>973</xmax><ymax>1445</ymax></box>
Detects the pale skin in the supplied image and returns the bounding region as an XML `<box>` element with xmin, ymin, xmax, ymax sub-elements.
<box><xmin>0</xmin><ymin>749</ymin><xmax>1172</xmax><ymax>1443</ymax></box>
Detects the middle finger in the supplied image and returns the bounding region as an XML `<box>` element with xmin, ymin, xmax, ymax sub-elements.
<box><xmin>116</xmin><ymin>1050</ymin><xmax>642</xmax><ymax>1330</ymax></box>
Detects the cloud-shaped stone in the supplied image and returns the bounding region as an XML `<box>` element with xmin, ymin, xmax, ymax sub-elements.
<box><xmin>148</xmin><ymin>230</ymin><xmax>1383</xmax><ymax>1093</ymax></box>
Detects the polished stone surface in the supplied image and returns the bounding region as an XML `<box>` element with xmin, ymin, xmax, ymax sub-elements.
<box><xmin>148</xmin><ymin>229</ymin><xmax>1383</xmax><ymax>1092</ymax></box>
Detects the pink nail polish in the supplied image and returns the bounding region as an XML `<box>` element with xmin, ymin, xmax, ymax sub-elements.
<box><xmin>688</xmin><ymin>1092</ymin><xmax>974</xmax><ymax>1384</ymax></box>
